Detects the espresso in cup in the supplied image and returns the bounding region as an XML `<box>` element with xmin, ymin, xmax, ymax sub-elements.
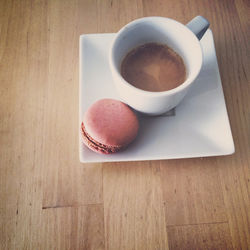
<box><xmin>121</xmin><ymin>43</ymin><xmax>186</xmax><ymax>92</ymax></box>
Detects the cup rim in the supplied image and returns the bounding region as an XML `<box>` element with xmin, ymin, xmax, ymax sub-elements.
<box><xmin>109</xmin><ymin>16</ymin><xmax>203</xmax><ymax>97</ymax></box>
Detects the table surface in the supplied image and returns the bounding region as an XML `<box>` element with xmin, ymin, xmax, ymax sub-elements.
<box><xmin>0</xmin><ymin>0</ymin><xmax>249</xmax><ymax>249</ymax></box>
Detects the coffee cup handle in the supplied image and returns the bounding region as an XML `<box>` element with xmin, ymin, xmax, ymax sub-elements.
<box><xmin>186</xmin><ymin>16</ymin><xmax>210</xmax><ymax>40</ymax></box>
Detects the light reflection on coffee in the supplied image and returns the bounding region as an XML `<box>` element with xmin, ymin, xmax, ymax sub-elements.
<box><xmin>121</xmin><ymin>43</ymin><xmax>186</xmax><ymax>92</ymax></box>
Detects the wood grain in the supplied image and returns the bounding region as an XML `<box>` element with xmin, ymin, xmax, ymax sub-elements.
<box><xmin>103</xmin><ymin>162</ymin><xmax>168</xmax><ymax>250</ymax></box>
<box><xmin>167</xmin><ymin>222</ymin><xmax>233</xmax><ymax>250</ymax></box>
<box><xmin>0</xmin><ymin>0</ymin><xmax>48</xmax><ymax>248</ymax></box>
<box><xmin>160</xmin><ymin>158</ymin><xmax>227</xmax><ymax>226</ymax></box>
<box><xmin>41</xmin><ymin>0</ymin><xmax>103</xmax><ymax>208</ymax></box>
<box><xmin>204</xmin><ymin>1</ymin><xmax>250</xmax><ymax>248</ymax></box>
<box><xmin>97</xmin><ymin>0</ymin><xmax>143</xmax><ymax>33</ymax></box>
<box><xmin>41</xmin><ymin>205</ymin><xmax>104</xmax><ymax>250</ymax></box>
<box><xmin>0</xmin><ymin>0</ymin><xmax>249</xmax><ymax>249</ymax></box>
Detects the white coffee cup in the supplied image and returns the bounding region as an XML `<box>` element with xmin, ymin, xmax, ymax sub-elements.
<box><xmin>109</xmin><ymin>16</ymin><xmax>210</xmax><ymax>115</ymax></box>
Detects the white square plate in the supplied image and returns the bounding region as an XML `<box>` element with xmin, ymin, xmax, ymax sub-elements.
<box><xmin>79</xmin><ymin>30</ymin><xmax>234</xmax><ymax>163</ymax></box>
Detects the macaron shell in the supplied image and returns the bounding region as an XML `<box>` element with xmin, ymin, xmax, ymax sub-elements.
<box><xmin>84</xmin><ymin>99</ymin><xmax>139</xmax><ymax>147</ymax></box>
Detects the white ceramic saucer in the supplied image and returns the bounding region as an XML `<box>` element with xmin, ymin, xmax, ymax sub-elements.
<box><xmin>79</xmin><ymin>30</ymin><xmax>234</xmax><ymax>163</ymax></box>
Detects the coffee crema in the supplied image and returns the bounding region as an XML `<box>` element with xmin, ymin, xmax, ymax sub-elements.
<box><xmin>121</xmin><ymin>43</ymin><xmax>186</xmax><ymax>92</ymax></box>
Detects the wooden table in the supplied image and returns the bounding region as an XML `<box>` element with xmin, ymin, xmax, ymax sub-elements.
<box><xmin>0</xmin><ymin>0</ymin><xmax>249</xmax><ymax>249</ymax></box>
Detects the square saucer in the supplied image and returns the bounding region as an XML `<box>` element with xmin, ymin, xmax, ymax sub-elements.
<box><xmin>79</xmin><ymin>30</ymin><xmax>234</xmax><ymax>163</ymax></box>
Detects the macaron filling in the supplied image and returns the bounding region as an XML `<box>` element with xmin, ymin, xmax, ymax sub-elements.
<box><xmin>81</xmin><ymin>122</ymin><xmax>123</xmax><ymax>154</ymax></box>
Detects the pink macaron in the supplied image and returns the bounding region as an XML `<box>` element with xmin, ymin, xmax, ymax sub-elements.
<box><xmin>81</xmin><ymin>99</ymin><xmax>139</xmax><ymax>154</ymax></box>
